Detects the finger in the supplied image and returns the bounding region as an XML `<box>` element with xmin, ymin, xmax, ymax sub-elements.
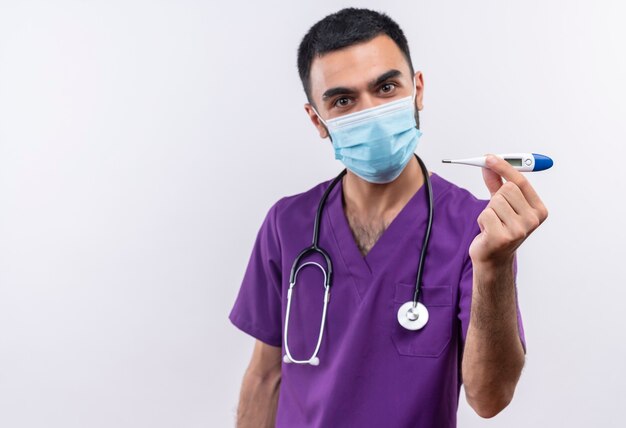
<box><xmin>497</xmin><ymin>181</ymin><xmax>543</xmax><ymax>230</ymax></box>
<box><xmin>494</xmin><ymin>175</ymin><xmax>548</xmax><ymax>228</ymax></box>
<box><xmin>488</xmin><ymin>193</ymin><xmax>519</xmax><ymax>228</ymax></box>
<box><xmin>484</xmin><ymin>155</ymin><xmax>544</xmax><ymax>210</ymax></box>
<box><xmin>477</xmin><ymin>206</ymin><xmax>505</xmax><ymax>235</ymax></box>
<box><xmin>481</xmin><ymin>164</ymin><xmax>504</xmax><ymax>197</ymax></box>
<box><xmin>497</xmin><ymin>181</ymin><xmax>531</xmax><ymax>216</ymax></box>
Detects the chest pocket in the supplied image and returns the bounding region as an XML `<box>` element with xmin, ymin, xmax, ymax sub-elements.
<box><xmin>391</xmin><ymin>282</ymin><xmax>453</xmax><ymax>358</ymax></box>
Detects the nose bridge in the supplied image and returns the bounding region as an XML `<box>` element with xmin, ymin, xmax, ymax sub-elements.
<box><xmin>358</xmin><ymin>90</ymin><xmax>377</xmax><ymax>111</ymax></box>
<box><xmin>355</xmin><ymin>84</ymin><xmax>408</xmax><ymax>112</ymax></box>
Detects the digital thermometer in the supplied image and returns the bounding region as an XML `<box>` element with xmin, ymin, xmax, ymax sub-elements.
<box><xmin>442</xmin><ymin>153</ymin><xmax>553</xmax><ymax>172</ymax></box>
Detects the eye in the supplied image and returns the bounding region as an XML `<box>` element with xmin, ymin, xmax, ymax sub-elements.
<box><xmin>380</xmin><ymin>82</ymin><xmax>397</xmax><ymax>94</ymax></box>
<box><xmin>333</xmin><ymin>97</ymin><xmax>352</xmax><ymax>108</ymax></box>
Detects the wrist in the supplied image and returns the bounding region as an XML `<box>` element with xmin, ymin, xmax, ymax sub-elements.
<box><xmin>471</xmin><ymin>254</ymin><xmax>515</xmax><ymax>280</ymax></box>
<box><xmin>472</xmin><ymin>255</ymin><xmax>515</xmax><ymax>290</ymax></box>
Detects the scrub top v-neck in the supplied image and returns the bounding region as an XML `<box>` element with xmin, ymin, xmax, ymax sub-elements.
<box><xmin>229</xmin><ymin>171</ymin><xmax>527</xmax><ymax>428</ymax></box>
<box><xmin>325</xmin><ymin>173</ymin><xmax>431</xmax><ymax>300</ymax></box>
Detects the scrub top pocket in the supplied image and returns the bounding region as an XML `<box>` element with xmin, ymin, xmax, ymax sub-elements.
<box><xmin>391</xmin><ymin>282</ymin><xmax>453</xmax><ymax>358</ymax></box>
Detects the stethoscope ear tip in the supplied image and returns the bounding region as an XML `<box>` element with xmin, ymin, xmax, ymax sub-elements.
<box><xmin>283</xmin><ymin>354</ymin><xmax>320</xmax><ymax>365</ymax></box>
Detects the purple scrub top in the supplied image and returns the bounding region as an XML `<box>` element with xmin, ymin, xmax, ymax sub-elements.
<box><xmin>229</xmin><ymin>172</ymin><xmax>526</xmax><ymax>428</ymax></box>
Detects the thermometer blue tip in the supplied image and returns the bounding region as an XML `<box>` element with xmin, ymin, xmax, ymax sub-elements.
<box><xmin>532</xmin><ymin>153</ymin><xmax>554</xmax><ymax>171</ymax></box>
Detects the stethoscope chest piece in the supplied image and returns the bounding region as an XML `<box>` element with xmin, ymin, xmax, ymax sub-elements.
<box><xmin>397</xmin><ymin>301</ymin><xmax>429</xmax><ymax>330</ymax></box>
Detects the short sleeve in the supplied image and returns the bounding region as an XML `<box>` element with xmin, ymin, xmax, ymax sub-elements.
<box><xmin>457</xmin><ymin>211</ymin><xmax>527</xmax><ymax>355</ymax></box>
<box><xmin>228</xmin><ymin>201</ymin><xmax>283</xmax><ymax>347</ymax></box>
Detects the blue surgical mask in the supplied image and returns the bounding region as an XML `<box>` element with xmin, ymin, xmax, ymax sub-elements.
<box><xmin>312</xmin><ymin>81</ymin><xmax>421</xmax><ymax>184</ymax></box>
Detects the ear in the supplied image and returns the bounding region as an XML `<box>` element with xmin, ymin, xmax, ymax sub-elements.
<box><xmin>413</xmin><ymin>71</ymin><xmax>425</xmax><ymax>111</ymax></box>
<box><xmin>304</xmin><ymin>103</ymin><xmax>329</xmax><ymax>139</ymax></box>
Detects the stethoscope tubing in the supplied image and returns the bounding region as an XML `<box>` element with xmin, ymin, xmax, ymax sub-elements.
<box><xmin>283</xmin><ymin>261</ymin><xmax>329</xmax><ymax>365</ymax></box>
<box><xmin>287</xmin><ymin>168</ymin><xmax>347</xmax><ymax>288</ymax></box>
<box><xmin>284</xmin><ymin>154</ymin><xmax>432</xmax><ymax>365</ymax></box>
<box><xmin>412</xmin><ymin>154</ymin><xmax>433</xmax><ymax>308</ymax></box>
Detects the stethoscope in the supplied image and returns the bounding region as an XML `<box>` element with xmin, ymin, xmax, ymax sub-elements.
<box><xmin>283</xmin><ymin>154</ymin><xmax>434</xmax><ymax>365</ymax></box>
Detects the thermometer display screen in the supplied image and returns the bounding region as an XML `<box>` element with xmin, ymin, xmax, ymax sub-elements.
<box><xmin>505</xmin><ymin>158</ymin><xmax>523</xmax><ymax>166</ymax></box>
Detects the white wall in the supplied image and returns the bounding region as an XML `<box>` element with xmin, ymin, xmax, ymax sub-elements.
<box><xmin>0</xmin><ymin>1</ymin><xmax>624</xmax><ymax>426</ymax></box>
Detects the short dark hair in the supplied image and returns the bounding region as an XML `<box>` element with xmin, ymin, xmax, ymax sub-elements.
<box><xmin>297</xmin><ymin>7</ymin><xmax>414</xmax><ymax>106</ymax></box>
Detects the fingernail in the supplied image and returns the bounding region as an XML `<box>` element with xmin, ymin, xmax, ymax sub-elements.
<box><xmin>485</xmin><ymin>155</ymin><xmax>496</xmax><ymax>166</ymax></box>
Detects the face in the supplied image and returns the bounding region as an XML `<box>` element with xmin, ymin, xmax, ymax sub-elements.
<box><xmin>304</xmin><ymin>34</ymin><xmax>424</xmax><ymax>139</ymax></box>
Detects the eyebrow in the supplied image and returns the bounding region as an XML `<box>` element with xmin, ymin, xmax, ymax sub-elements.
<box><xmin>321</xmin><ymin>69</ymin><xmax>404</xmax><ymax>101</ymax></box>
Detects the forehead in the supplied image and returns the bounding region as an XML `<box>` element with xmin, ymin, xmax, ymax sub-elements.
<box><xmin>309</xmin><ymin>34</ymin><xmax>411</xmax><ymax>100</ymax></box>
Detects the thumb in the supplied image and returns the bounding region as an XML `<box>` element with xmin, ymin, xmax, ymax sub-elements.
<box><xmin>482</xmin><ymin>156</ymin><xmax>504</xmax><ymax>197</ymax></box>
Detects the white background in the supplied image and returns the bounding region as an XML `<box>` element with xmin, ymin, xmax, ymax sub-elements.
<box><xmin>1</xmin><ymin>1</ymin><xmax>624</xmax><ymax>427</ymax></box>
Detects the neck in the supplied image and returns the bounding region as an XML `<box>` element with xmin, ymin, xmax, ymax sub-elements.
<box><xmin>342</xmin><ymin>156</ymin><xmax>427</xmax><ymax>218</ymax></box>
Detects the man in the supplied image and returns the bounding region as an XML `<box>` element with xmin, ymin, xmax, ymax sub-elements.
<box><xmin>229</xmin><ymin>7</ymin><xmax>548</xmax><ymax>427</ymax></box>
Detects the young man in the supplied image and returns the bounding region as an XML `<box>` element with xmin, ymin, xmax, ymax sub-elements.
<box><xmin>229</xmin><ymin>8</ymin><xmax>548</xmax><ymax>427</ymax></box>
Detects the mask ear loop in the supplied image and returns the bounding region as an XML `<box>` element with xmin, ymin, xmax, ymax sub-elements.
<box><xmin>410</xmin><ymin>76</ymin><xmax>421</xmax><ymax>130</ymax></box>
<box><xmin>311</xmin><ymin>105</ymin><xmax>333</xmax><ymax>142</ymax></box>
<box><xmin>311</xmin><ymin>105</ymin><xmax>327</xmax><ymax>127</ymax></box>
